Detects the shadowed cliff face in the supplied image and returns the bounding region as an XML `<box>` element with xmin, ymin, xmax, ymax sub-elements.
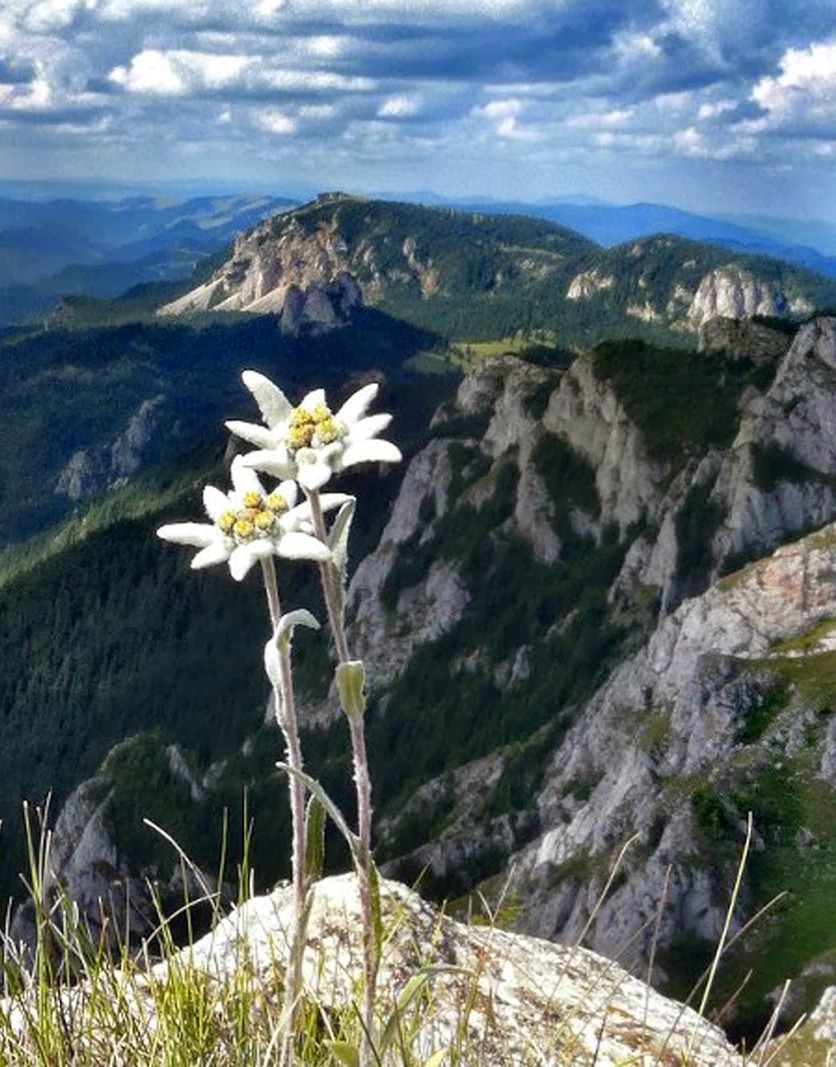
<box><xmin>348</xmin><ymin>318</ymin><xmax>836</xmax><ymax>1033</ymax></box>
<box><xmin>20</xmin><ymin>318</ymin><xmax>836</xmax><ymax>1043</ymax></box>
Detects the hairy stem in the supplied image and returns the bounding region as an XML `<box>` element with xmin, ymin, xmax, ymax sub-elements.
<box><xmin>261</xmin><ymin>557</ymin><xmax>307</xmax><ymax>1067</ymax></box>
<box><xmin>307</xmin><ymin>488</ymin><xmax>377</xmax><ymax>1065</ymax></box>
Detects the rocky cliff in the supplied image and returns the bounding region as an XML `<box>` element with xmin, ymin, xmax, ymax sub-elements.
<box><xmin>158</xmin><ymin>196</ymin><xmax>835</xmax><ymax>343</ymax></box>
<box><xmin>349</xmin><ymin>317</ymin><xmax>836</xmax><ymax>1033</ymax></box>
<box><xmin>157</xmin><ymin>207</ymin><xmax>363</xmax><ymax>332</ymax></box>
<box><xmin>25</xmin><ymin>316</ymin><xmax>836</xmax><ymax>1044</ymax></box>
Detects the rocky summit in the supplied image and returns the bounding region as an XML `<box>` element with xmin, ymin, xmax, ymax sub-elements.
<box><xmin>157</xmin><ymin>195</ymin><xmax>836</xmax><ymax>346</ymax></box>
<box><xmin>2</xmin><ymin>874</ymin><xmax>745</xmax><ymax>1066</ymax></box>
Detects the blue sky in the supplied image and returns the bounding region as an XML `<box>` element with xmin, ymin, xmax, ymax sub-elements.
<box><xmin>2</xmin><ymin>1</ymin><xmax>836</xmax><ymax>219</ymax></box>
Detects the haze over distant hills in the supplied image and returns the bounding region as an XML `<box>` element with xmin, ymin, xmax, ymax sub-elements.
<box><xmin>1</xmin><ymin>183</ymin><xmax>834</xmax><ymax>333</ymax></box>
<box><xmin>435</xmin><ymin>196</ymin><xmax>836</xmax><ymax>278</ymax></box>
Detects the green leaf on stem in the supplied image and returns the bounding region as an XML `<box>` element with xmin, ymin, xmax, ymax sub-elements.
<box><xmin>378</xmin><ymin>965</ymin><xmax>472</xmax><ymax>1055</ymax></box>
<box><xmin>328</xmin><ymin>498</ymin><xmax>356</xmax><ymax>586</ymax></box>
<box><xmin>304</xmin><ymin>795</ymin><xmax>326</xmax><ymax>883</ymax></box>
<box><xmin>264</xmin><ymin>609</ymin><xmax>320</xmax><ymax>689</ymax></box>
<box><xmin>335</xmin><ymin>660</ymin><xmax>367</xmax><ymax>719</ymax></box>
<box><xmin>276</xmin><ymin>762</ymin><xmax>361</xmax><ymax>863</ymax></box>
<box><xmin>369</xmin><ymin>856</ymin><xmax>384</xmax><ymax>965</ymax></box>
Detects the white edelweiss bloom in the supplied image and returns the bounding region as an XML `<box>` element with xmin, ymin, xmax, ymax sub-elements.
<box><xmin>157</xmin><ymin>456</ymin><xmax>341</xmax><ymax>581</ymax></box>
<box><xmin>226</xmin><ymin>371</ymin><xmax>402</xmax><ymax>491</ymax></box>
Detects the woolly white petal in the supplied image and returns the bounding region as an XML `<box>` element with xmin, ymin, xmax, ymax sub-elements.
<box><xmin>276</xmin><ymin>479</ymin><xmax>298</xmax><ymax>508</ymax></box>
<box><xmin>157</xmin><ymin>522</ymin><xmax>217</xmax><ymax>548</ymax></box>
<box><xmin>190</xmin><ymin>540</ymin><xmax>233</xmax><ymax>570</ymax></box>
<box><xmin>299</xmin><ymin>387</ymin><xmax>326</xmax><ymax>410</ymax></box>
<box><xmin>318</xmin><ymin>492</ymin><xmax>355</xmax><ymax>513</ymax></box>
<box><xmin>242</xmin><ymin>370</ymin><xmax>292</xmax><ymax>427</ymax></box>
<box><xmin>240</xmin><ymin>449</ymin><xmax>297</xmax><ymax>479</ymax></box>
<box><xmin>225</xmin><ymin>420</ymin><xmax>279</xmax><ymax>450</ymax></box>
<box><xmin>229</xmin><ymin>540</ymin><xmax>273</xmax><ymax>581</ymax></box>
<box><xmin>276</xmin><ymin>531</ymin><xmax>331</xmax><ymax>561</ymax></box>
<box><xmin>348</xmin><ymin>412</ymin><xmax>392</xmax><ymax>443</ymax></box>
<box><xmin>203</xmin><ymin>486</ymin><xmax>231</xmax><ymax>522</ymax></box>
<box><xmin>230</xmin><ymin>457</ymin><xmax>265</xmax><ymax>497</ymax></box>
<box><xmin>340</xmin><ymin>439</ymin><xmax>402</xmax><ymax>469</ymax></box>
<box><xmin>336</xmin><ymin>383</ymin><xmax>378</xmax><ymax>424</ymax></box>
<box><xmin>297</xmin><ymin>460</ymin><xmax>333</xmax><ymax>491</ymax></box>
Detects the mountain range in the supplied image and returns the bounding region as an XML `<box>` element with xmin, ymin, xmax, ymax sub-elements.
<box><xmin>0</xmin><ymin>193</ymin><xmax>293</xmax><ymax>325</ymax></box>
<box><xmin>2</xmin><ymin>185</ymin><xmax>836</xmax><ymax>329</ymax></box>
<box><xmin>4</xmin><ymin>193</ymin><xmax>836</xmax><ymax>1050</ymax></box>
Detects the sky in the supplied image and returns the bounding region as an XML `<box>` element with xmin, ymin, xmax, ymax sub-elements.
<box><xmin>1</xmin><ymin>0</ymin><xmax>836</xmax><ymax>220</ymax></box>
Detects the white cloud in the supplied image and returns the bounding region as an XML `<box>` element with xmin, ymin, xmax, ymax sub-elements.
<box><xmin>108</xmin><ymin>48</ymin><xmax>373</xmax><ymax>97</ymax></box>
<box><xmin>697</xmin><ymin>98</ymin><xmax>735</xmax><ymax>120</ymax></box>
<box><xmin>298</xmin><ymin>103</ymin><xmax>336</xmax><ymax>119</ymax></box>
<box><xmin>256</xmin><ymin>107</ymin><xmax>297</xmax><ymax>135</ymax></box>
<box><xmin>654</xmin><ymin>91</ymin><xmax>694</xmax><ymax>113</ymax></box>
<box><xmin>751</xmin><ymin>40</ymin><xmax>836</xmax><ymax>129</ymax></box>
<box><xmin>473</xmin><ymin>96</ymin><xmax>539</xmax><ymax>140</ymax></box>
<box><xmin>110</xmin><ymin>51</ymin><xmax>185</xmax><ymax>95</ymax></box>
<box><xmin>674</xmin><ymin>124</ymin><xmax>756</xmax><ymax>159</ymax></box>
<box><xmin>568</xmin><ymin>108</ymin><xmax>633</xmax><ymax>129</ymax></box>
<box><xmin>378</xmin><ymin>95</ymin><xmax>421</xmax><ymax>118</ymax></box>
<box><xmin>611</xmin><ymin>30</ymin><xmax>662</xmax><ymax>64</ymax></box>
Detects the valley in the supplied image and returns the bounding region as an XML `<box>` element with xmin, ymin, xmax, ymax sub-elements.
<box><xmin>2</xmin><ymin>193</ymin><xmax>836</xmax><ymax>1049</ymax></box>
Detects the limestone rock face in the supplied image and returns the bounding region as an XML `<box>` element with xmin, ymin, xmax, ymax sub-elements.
<box><xmin>9</xmin><ymin>740</ymin><xmax>218</xmax><ymax>958</ymax></box>
<box><xmin>542</xmin><ymin>356</ymin><xmax>667</xmax><ymax>534</ymax></box>
<box><xmin>698</xmin><ymin>316</ymin><xmax>794</xmax><ymax>363</ymax></box>
<box><xmin>157</xmin><ymin>206</ymin><xmax>361</xmax><ymax>333</ymax></box>
<box><xmin>566</xmin><ymin>268</ymin><xmax>614</xmax><ymax>299</ymax></box>
<box><xmin>55</xmin><ymin>394</ymin><xmax>166</xmax><ymax>500</ymax></box>
<box><xmin>687</xmin><ymin>266</ymin><xmax>786</xmax><ymax>327</ymax></box>
<box><xmin>506</xmin><ymin>525</ymin><xmax>836</xmax><ymax>966</ymax></box>
<box><xmin>1</xmin><ymin>875</ymin><xmax>743</xmax><ymax>1066</ymax></box>
<box><xmin>9</xmin><ymin>775</ymin><xmax>156</xmax><ymax>957</ymax></box>
<box><xmin>712</xmin><ymin>317</ymin><xmax>836</xmax><ymax>565</ymax></box>
<box><xmin>347</xmin><ymin>438</ymin><xmax>469</xmax><ymax>691</ymax></box>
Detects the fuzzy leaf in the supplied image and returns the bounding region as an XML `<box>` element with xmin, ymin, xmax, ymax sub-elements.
<box><xmin>276</xmin><ymin>762</ymin><xmax>361</xmax><ymax>863</ymax></box>
<box><xmin>276</xmin><ymin>608</ymin><xmax>320</xmax><ymax>651</ymax></box>
<box><xmin>304</xmin><ymin>795</ymin><xmax>326</xmax><ymax>883</ymax></box>
<box><xmin>328</xmin><ymin>498</ymin><xmax>356</xmax><ymax>584</ymax></box>
<box><xmin>335</xmin><ymin>660</ymin><xmax>367</xmax><ymax>719</ymax></box>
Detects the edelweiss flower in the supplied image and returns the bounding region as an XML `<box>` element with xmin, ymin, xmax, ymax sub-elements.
<box><xmin>226</xmin><ymin>372</ymin><xmax>402</xmax><ymax>491</ymax></box>
<box><xmin>157</xmin><ymin>456</ymin><xmax>342</xmax><ymax>580</ymax></box>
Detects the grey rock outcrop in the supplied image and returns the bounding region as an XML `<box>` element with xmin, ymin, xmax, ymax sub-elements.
<box><xmin>1</xmin><ymin>875</ymin><xmax>745</xmax><ymax>1066</ymax></box>
<box><xmin>55</xmin><ymin>394</ymin><xmax>166</xmax><ymax>501</ymax></box>
<box><xmin>712</xmin><ymin>317</ymin><xmax>836</xmax><ymax>566</ymax></box>
<box><xmin>698</xmin><ymin>316</ymin><xmax>794</xmax><ymax>363</ymax></box>
<box><xmin>687</xmin><ymin>265</ymin><xmax>788</xmax><ymax>327</ymax></box>
<box><xmin>10</xmin><ymin>739</ymin><xmax>218</xmax><ymax>958</ymax></box>
<box><xmin>504</xmin><ymin>525</ymin><xmax>836</xmax><ymax>968</ymax></box>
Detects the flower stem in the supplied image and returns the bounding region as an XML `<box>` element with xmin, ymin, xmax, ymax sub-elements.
<box><xmin>261</xmin><ymin>557</ymin><xmax>307</xmax><ymax>1067</ymax></box>
<box><xmin>307</xmin><ymin>488</ymin><xmax>377</xmax><ymax>1066</ymax></box>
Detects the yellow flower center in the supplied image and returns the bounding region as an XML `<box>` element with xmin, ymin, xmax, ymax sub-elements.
<box><xmin>286</xmin><ymin>401</ymin><xmax>344</xmax><ymax>452</ymax></box>
<box><xmin>313</xmin><ymin>415</ymin><xmax>341</xmax><ymax>445</ymax></box>
<box><xmin>217</xmin><ymin>494</ymin><xmax>282</xmax><ymax>543</ymax></box>
<box><xmin>233</xmin><ymin>517</ymin><xmax>255</xmax><ymax>541</ymax></box>
<box><xmin>265</xmin><ymin>491</ymin><xmax>288</xmax><ymax>513</ymax></box>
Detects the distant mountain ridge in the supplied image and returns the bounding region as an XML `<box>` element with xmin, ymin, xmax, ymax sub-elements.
<box><xmin>0</xmin><ymin>194</ymin><xmax>295</xmax><ymax>325</ymax></box>
<box><xmin>158</xmin><ymin>193</ymin><xmax>836</xmax><ymax>345</ymax></box>
<box><xmin>439</xmin><ymin>196</ymin><xmax>836</xmax><ymax>278</ymax></box>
